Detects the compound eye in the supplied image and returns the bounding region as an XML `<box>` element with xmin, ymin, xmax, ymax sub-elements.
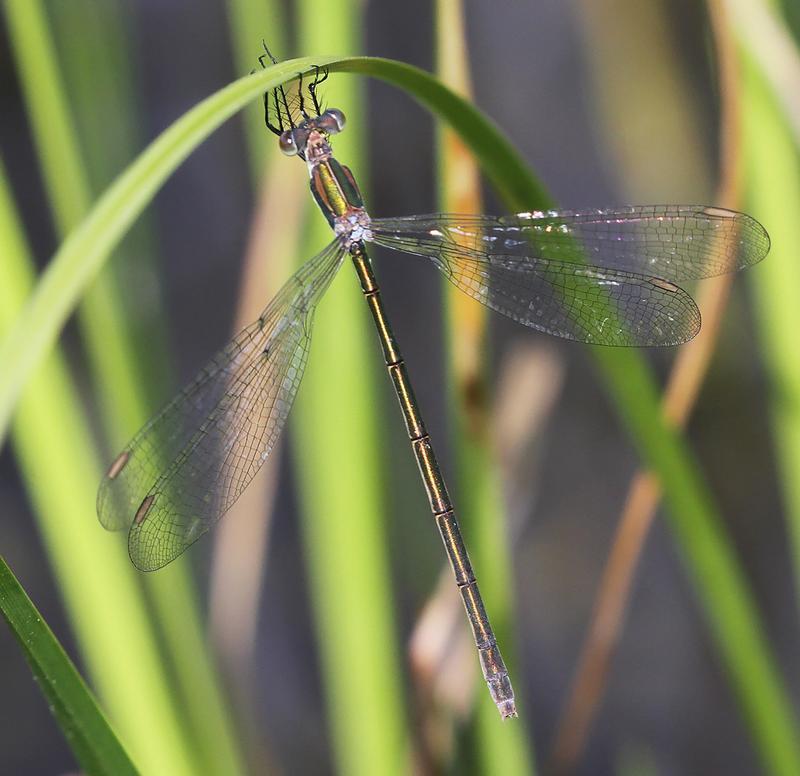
<box><xmin>320</xmin><ymin>108</ymin><xmax>346</xmax><ymax>134</ymax></box>
<box><xmin>279</xmin><ymin>131</ymin><xmax>298</xmax><ymax>156</ymax></box>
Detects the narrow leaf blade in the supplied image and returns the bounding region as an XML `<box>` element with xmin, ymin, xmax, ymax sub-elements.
<box><xmin>0</xmin><ymin>557</ymin><xmax>138</xmax><ymax>776</ymax></box>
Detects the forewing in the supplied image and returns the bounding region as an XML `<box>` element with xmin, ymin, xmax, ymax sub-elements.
<box><xmin>372</xmin><ymin>206</ymin><xmax>768</xmax><ymax>282</ymax></box>
<box><xmin>97</xmin><ymin>240</ymin><xmax>345</xmax><ymax>570</ymax></box>
<box><xmin>369</xmin><ymin>206</ymin><xmax>769</xmax><ymax>345</ymax></box>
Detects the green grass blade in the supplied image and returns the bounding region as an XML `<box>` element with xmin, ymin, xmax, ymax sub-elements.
<box><xmin>0</xmin><ymin>557</ymin><xmax>138</xmax><ymax>776</ymax></box>
<box><xmin>436</xmin><ymin>0</ymin><xmax>535</xmax><ymax>770</ymax></box>
<box><xmin>0</xmin><ymin>53</ymin><xmax>795</xmax><ymax>773</ymax></box>
<box><xmin>144</xmin><ymin>568</ymin><xmax>245</xmax><ymax>776</ymax></box>
<box><xmin>740</xmin><ymin>17</ymin><xmax>800</xmax><ymax>610</ymax></box>
<box><xmin>0</xmin><ymin>156</ymin><xmax>196</xmax><ymax>776</ymax></box>
<box><xmin>293</xmin><ymin>9</ymin><xmax>408</xmax><ymax>775</ymax></box>
<box><xmin>4</xmin><ymin>0</ymin><xmax>150</xmax><ymax>436</ymax></box>
<box><xmin>739</xmin><ymin>23</ymin><xmax>800</xmax><ymax>764</ymax></box>
<box><xmin>220</xmin><ymin>3</ymin><xmax>311</xmax><ymax>768</ymax></box>
<box><xmin>6</xmin><ymin>4</ymin><xmax>245</xmax><ymax>772</ymax></box>
<box><xmin>47</xmin><ymin>0</ymin><xmax>172</xmax><ymax>405</ymax></box>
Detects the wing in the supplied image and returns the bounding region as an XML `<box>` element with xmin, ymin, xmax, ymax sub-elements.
<box><xmin>97</xmin><ymin>239</ymin><xmax>346</xmax><ymax>571</ymax></box>
<box><xmin>369</xmin><ymin>206</ymin><xmax>769</xmax><ymax>346</ymax></box>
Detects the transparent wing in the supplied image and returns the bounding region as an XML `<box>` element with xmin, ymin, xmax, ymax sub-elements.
<box><xmin>97</xmin><ymin>239</ymin><xmax>346</xmax><ymax>571</ymax></box>
<box><xmin>369</xmin><ymin>206</ymin><xmax>769</xmax><ymax>346</ymax></box>
<box><xmin>372</xmin><ymin>206</ymin><xmax>769</xmax><ymax>281</ymax></box>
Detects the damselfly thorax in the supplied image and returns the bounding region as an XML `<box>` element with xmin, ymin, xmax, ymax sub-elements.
<box><xmin>278</xmin><ymin>109</ymin><xmax>374</xmax><ymax>247</ymax></box>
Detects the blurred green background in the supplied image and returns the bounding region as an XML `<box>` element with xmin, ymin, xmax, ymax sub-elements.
<box><xmin>1</xmin><ymin>0</ymin><xmax>799</xmax><ymax>774</ymax></box>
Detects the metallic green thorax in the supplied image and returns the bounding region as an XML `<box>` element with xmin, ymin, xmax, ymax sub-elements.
<box><xmin>310</xmin><ymin>158</ymin><xmax>364</xmax><ymax>226</ymax></box>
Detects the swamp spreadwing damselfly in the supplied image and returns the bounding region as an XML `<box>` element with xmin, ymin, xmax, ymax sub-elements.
<box><xmin>98</xmin><ymin>51</ymin><xmax>769</xmax><ymax>718</ymax></box>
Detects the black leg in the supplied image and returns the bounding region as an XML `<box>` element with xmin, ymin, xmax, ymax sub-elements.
<box><xmin>255</xmin><ymin>40</ymin><xmax>296</xmax><ymax>135</ymax></box>
<box><xmin>297</xmin><ymin>71</ymin><xmax>309</xmax><ymax>120</ymax></box>
<box><xmin>264</xmin><ymin>90</ymin><xmax>283</xmax><ymax>135</ymax></box>
<box><xmin>308</xmin><ymin>65</ymin><xmax>328</xmax><ymax>116</ymax></box>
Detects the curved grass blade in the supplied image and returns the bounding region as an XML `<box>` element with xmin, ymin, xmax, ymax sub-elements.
<box><xmin>334</xmin><ymin>58</ymin><xmax>799</xmax><ymax>775</ymax></box>
<box><xmin>0</xmin><ymin>557</ymin><xmax>138</xmax><ymax>776</ymax></box>
<box><xmin>332</xmin><ymin>59</ymin><xmax>799</xmax><ymax>776</ymax></box>
<box><xmin>295</xmin><ymin>4</ymin><xmax>409</xmax><ymax>771</ymax></box>
<box><xmin>435</xmin><ymin>0</ymin><xmax>535</xmax><ymax>768</ymax></box>
<box><xmin>99</xmin><ymin>240</ymin><xmax>345</xmax><ymax>570</ymax></box>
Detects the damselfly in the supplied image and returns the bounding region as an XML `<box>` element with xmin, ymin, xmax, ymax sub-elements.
<box><xmin>98</xmin><ymin>49</ymin><xmax>769</xmax><ymax>719</ymax></box>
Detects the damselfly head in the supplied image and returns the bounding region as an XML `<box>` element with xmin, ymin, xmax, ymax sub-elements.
<box><xmin>257</xmin><ymin>42</ymin><xmax>338</xmax><ymax>161</ymax></box>
<box><xmin>278</xmin><ymin>108</ymin><xmax>346</xmax><ymax>158</ymax></box>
